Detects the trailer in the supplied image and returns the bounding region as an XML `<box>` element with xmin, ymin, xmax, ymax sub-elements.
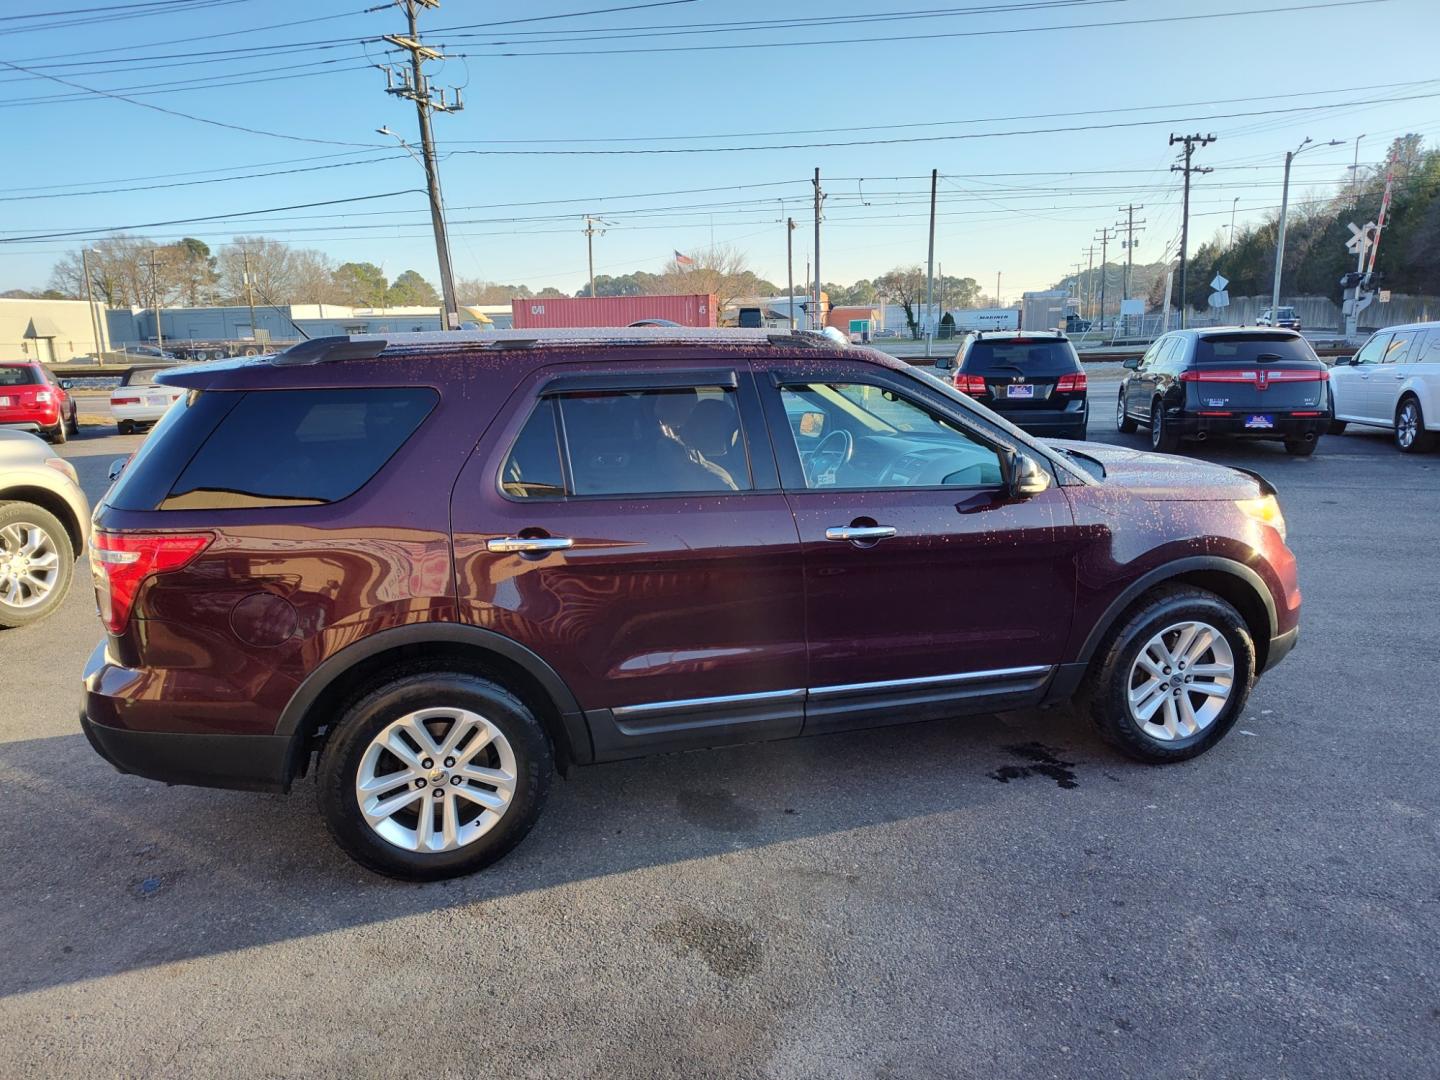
<box><xmin>511</xmin><ymin>294</ymin><xmax>717</xmax><ymax>329</ymax></box>
<box><xmin>948</xmin><ymin>307</ymin><xmax>1021</xmax><ymax>333</ymax></box>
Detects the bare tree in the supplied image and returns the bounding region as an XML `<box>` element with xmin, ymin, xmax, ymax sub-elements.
<box><xmin>875</xmin><ymin>265</ymin><xmax>927</xmax><ymax>338</ymax></box>
<box><xmin>655</xmin><ymin>244</ymin><xmax>752</xmax><ymax>312</ymax></box>
<box><xmin>288</xmin><ymin>249</ymin><xmax>343</xmax><ymax>304</ymax></box>
<box><xmin>216</xmin><ymin>236</ymin><xmax>297</xmax><ymax>305</ymax></box>
<box><xmin>49</xmin><ymin>234</ymin><xmax>181</xmax><ymax>308</ymax></box>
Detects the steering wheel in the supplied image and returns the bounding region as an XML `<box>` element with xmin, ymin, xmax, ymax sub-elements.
<box><xmin>807</xmin><ymin>428</ymin><xmax>854</xmax><ymax>486</ymax></box>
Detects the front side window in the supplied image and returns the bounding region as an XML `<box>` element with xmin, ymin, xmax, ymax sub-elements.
<box><xmin>501</xmin><ymin>385</ymin><xmax>750</xmax><ymax>498</ymax></box>
<box><xmin>1351</xmin><ymin>333</ymin><xmax>1391</xmax><ymax>366</ymax></box>
<box><xmin>778</xmin><ymin>382</ymin><xmax>1004</xmax><ymax>490</ymax></box>
<box><xmin>164</xmin><ymin>387</ymin><xmax>435</xmax><ymax>510</ymax></box>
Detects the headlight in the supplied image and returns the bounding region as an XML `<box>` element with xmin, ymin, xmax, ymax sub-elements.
<box><xmin>1235</xmin><ymin>494</ymin><xmax>1286</xmax><ymax>540</ymax></box>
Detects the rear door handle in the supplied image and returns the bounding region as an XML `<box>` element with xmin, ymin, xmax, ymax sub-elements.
<box><xmin>825</xmin><ymin>526</ymin><xmax>897</xmax><ymax>542</ymax></box>
<box><xmin>486</xmin><ymin>536</ymin><xmax>574</xmax><ymax>553</ymax></box>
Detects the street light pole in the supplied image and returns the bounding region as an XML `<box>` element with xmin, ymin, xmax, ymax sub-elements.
<box><xmin>1272</xmin><ymin>138</ymin><xmax>1343</xmax><ymax>319</ymax></box>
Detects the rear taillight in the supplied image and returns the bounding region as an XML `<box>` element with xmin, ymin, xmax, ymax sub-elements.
<box><xmin>111</xmin><ymin>397</ymin><xmax>142</xmax><ymax>405</ymax></box>
<box><xmin>34</xmin><ymin>391</ymin><xmax>53</xmax><ymax>404</ymax></box>
<box><xmin>90</xmin><ymin>530</ymin><xmax>213</xmax><ymax>634</ymax></box>
<box><xmin>1180</xmin><ymin>368</ymin><xmax>1329</xmax><ymax>383</ymax></box>
<box><xmin>954</xmin><ymin>373</ymin><xmax>987</xmax><ymax>395</ymax></box>
<box><xmin>1055</xmin><ymin>372</ymin><xmax>1087</xmax><ymax>393</ymax></box>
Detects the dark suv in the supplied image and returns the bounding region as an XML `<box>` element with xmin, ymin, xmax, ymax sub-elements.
<box><xmin>82</xmin><ymin>329</ymin><xmax>1301</xmax><ymax>880</ymax></box>
<box><xmin>1118</xmin><ymin>328</ymin><xmax>1331</xmax><ymax>456</ymax></box>
<box><xmin>944</xmin><ymin>330</ymin><xmax>1088</xmax><ymax>440</ymax></box>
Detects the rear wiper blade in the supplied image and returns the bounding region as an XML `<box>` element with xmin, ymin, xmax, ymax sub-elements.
<box><xmin>1255</xmin><ymin>352</ymin><xmax>1283</xmax><ymax>362</ymax></box>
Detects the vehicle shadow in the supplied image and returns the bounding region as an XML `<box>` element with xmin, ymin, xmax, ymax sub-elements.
<box><xmin>0</xmin><ymin>705</ymin><xmax>1132</xmax><ymax>998</ymax></box>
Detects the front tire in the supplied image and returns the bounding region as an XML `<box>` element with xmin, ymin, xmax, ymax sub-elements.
<box><xmin>1395</xmin><ymin>396</ymin><xmax>1436</xmax><ymax>453</ymax></box>
<box><xmin>317</xmin><ymin>671</ymin><xmax>553</xmax><ymax>881</ymax></box>
<box><xmin>1086</xmin><ymin>586</ymin><xmax>1255</xmax><ymax>763</ymax></box>
<box><xmin>1117</xmin><ymin>390</ymin><xmax>1138</xmax><ymax>433</ymax></box>
<box><xmin>0</xmin><ymin>501</ymin><xmax>74</xmax><ymax>629</ymax></box>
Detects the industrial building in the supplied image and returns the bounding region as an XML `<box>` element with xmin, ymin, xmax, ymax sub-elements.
<box><xmin>0</xmin><ymin>297</ymin><xmax>109</xmax><ymax>362</ymax></box>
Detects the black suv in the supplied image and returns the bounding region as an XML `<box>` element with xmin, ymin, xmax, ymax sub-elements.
<box><xmin>1117</xmin><ymin>328</ymin><xmax>1330</xmax><ymax>456</ymax></box>
<box><xmin>942</xmin><ymin>330</ymin><xmax>1088</xmax><ymax>439</ymax></box>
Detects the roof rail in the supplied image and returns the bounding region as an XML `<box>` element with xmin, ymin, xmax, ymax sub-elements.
<box><xmin>270</xmin><ymin>336</ymin><xmax>388</xmax><ymax>366</ymax></box>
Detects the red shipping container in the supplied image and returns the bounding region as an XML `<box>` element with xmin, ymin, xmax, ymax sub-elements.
<box><xmin>510</xmin><ymin>294</ymin><xmax>717</xmax><ymax>329</ymax></box>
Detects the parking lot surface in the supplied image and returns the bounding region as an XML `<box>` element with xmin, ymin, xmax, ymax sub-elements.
<box><xmin>2</xmin><ymin>366</ymin><xmax>1438</xmax><ymax>1078</ymax></box>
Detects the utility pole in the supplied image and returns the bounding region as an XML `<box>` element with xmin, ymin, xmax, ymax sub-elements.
<box><xmin>242</xmin><ymin>247</ymin><xmax>258</xmax><ymax>337</ymax></box>
<box><xmin>786</xmin><ymin>217</ymin><xmax>796</xmax><ymax>331</ymax></box>
<box><xmin>149</xmin><ymin>251</ymin><xmax>164</xmax><ymax>350</ymax></box>
<box><xmin>384</xmin><ymin>0</ymin><xmax>461</xmax><ymax>329</ymax></box>
<box><xmin>995</xmin><ymin>271</ymin><xmax>1002</xmax><ymax>307</ymax></box>
<box><xmin>1071</xmin><ymin>261</ymin><xmax>1085</xmax><ymax>315</ymax></box>
<box><xmin>1227</xmin><ymin>197</ymin><xmax>1239</xmax><ymax>250</ymax></box>
<box><xmin>80</xmin><ymin>248</ymin><xmax>104</xmax><ymax>364</ymax></box>
<box><xmin>1093</xmin><ymin>226</ymin><xmax>1117</xmax><ymax>331</ymax></box>
<box><xmin>1169</xmin><ymin>132</ymin><xmax>1215</xmax><ymax>330</ymax></box>
<box><xmin>582</xmin><ymin>216</ymin><xmax>607</xmax><ymax>299</ymax></box>
<box><xmin>925</xmin><ymin>167</ymin><xmax>937</xmax><ymax>356</ymax></box>
<box><xmin>812</xmin><ymin>168</ymin><xmax>823</xmax><ymax>331</ymax></box>
<box><xmin>1116</xmin><ymin>204</ymin><xmax>1145</xmax><ymax>335</ymax></box>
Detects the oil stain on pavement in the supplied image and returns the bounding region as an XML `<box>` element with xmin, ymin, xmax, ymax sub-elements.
<box><xmin>652</xmin><ymin>911</ymin><xmax>762</xmax><ymax>979</ymax></box>
<box><xmin>989</xmin><ymin>742</ymin><xmax>1079</xmax><ymax>789</ymax></box>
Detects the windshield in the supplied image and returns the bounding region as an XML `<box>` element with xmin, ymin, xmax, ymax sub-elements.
<box><xmin>962</xmin><ymin>339</ymin><xmax>1077</xmax><ymax>375</ymax></box>
<box><xmin>1194</xmin><ymin>334</ymin><xmax>1316</xmax><ymax>364</ymax></box>
<box><xmin>124</xmin><ymin>368</ymin><xmax>161</xmax><ymax>387</ymax></box>
<box><xmin>0</xmin><ymin>366</ymin><xmax>39</xmax><ymax>387</ymax></box>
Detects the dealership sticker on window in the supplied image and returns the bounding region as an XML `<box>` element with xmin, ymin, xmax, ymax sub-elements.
<box><xmin>1206</xmin><ymin>398</ymin><xmax>1226</xmax><ymax>407</ymax></box>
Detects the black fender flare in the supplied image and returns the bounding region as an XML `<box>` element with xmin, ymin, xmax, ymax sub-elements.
<box><xmin>1074</xmin><ymin>555</ymin><xmax>1278</xmax><ymax>668</ymax></box>
<box><xmin>274</xmin><ymin>623</ymin><xmax>592</xmax><ymax>779</ymax></box>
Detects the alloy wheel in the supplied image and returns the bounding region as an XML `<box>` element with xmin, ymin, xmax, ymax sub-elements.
<box><xmin>354</xmin><ymin>707</ymin><xmax>517</xmax><ymax>854</ymax></box>
<box><xmin>1116</xmin><ymin>393</ymin><xmax>1126</xmax><ymax>427</ymax></box>
<box><xmin>1126</xmin><ymin>620</ymin><xmax>1235</xmax><ymax>742</ymax></box>
<box><xmin>0</xmin><ymin>521</ymin><xmax>61</xmax><ymax>610</ymax></box>
<box><xmin>1397</xmin><ymin>401</ymin><xmax>1418</xmax><ymax>449</ymax></box>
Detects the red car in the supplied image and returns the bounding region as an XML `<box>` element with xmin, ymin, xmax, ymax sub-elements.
<box><xmin>0</xmin><ymin>362</ymin><xmax>79</xmax><ymax>444</ymax></box>
<box><xmin>82</xmin><ymin>329</ymin><xmax>1301</xmax><ymax>880</ymax></box>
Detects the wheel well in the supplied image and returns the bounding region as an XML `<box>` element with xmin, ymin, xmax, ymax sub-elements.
<box><xmin>0</xmin><ymin>485</ymin><xmax>84</xmax><ymax>557</ymax></box>
<box><xmin>1156</xmin><ymin>569</ymin><xmax>1272</xmax><ymax>671</ymax></box>
<box><xmin>291</xmin><ymin>641</ymin><xmax>579</xmax><ymax>780</ymax></box>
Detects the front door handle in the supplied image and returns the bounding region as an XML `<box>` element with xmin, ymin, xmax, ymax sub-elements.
<box><xmin>825</xmin><ymin>525</ymin><xmax>897</xmax><ymax>543</ymax></box>
<box><xmin>486</xmin><ymin>536</ymin><xmax>574</xmax><ymax>554</ymax></box>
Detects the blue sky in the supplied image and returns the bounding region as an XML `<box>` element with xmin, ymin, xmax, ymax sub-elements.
<box><xmin>3</xmin><ymin>0</ymin><xmax>1438</xmax><ymax>297</ymax></box>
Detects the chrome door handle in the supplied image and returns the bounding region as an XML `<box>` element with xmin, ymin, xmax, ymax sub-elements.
<box><xmin>825</xmin><ymin>526</ymin><xmax>897</xmax><ymax>542</ymax></box>
<box><xmin>486</xmin><ymin>536</ymin><xmax>574</xmax><ymax>553</ymax></box>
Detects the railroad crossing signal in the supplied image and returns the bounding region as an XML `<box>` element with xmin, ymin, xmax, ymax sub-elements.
<box><xmin>1346</xmin><ymin>222</ymin><xmax>1376</xmax><ymax>256</ymax></box>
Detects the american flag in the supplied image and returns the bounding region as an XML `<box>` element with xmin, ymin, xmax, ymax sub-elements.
<box><xmin>673</xmin><ymin>250</ymin><xmax>694</xmax><ymax>266</ymax></box>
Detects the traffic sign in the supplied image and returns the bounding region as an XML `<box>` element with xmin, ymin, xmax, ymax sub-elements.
<box><xmin>1210</xmin><ymin>274</ymin><xmax>1229</xmax><ymax>292</ymax></box>
<box><xmin>1345</xmin><ymin>222</ymin><xmax>1376</xmax><ymax>256</ymax></box>
<box><xmin>1208</xmin><ymin>290</ymin><xmax>1229</xmax><ymax>308</ymax></box>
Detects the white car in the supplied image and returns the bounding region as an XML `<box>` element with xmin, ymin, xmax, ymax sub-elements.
<box><xmin>110</xmin><ymin>365</ymin><xmax>184</xmax><ymax>434</ymax></box>
<box><xmin>1329</xmin><ymin>321</ymin><xmax>1440</xmax><ymax>452</ymax></box>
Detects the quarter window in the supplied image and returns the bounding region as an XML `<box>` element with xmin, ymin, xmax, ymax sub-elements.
<box><xmin>1381</xmin><ymin>331</ymin><xmax>1417</xmax><ymax>364</ymax></box>
<box><xmin>501</xmin><ymin>386</ymin><xmax>750</xmax><ymax>498</ymax></box>
<box><xmin>777</xmin><ymin>382</ymin><xmax>1004</xmax><ymax>490</ymax></box>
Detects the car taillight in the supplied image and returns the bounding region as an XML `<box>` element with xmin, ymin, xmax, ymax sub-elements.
<box><xmin>1055</xmin><ymin>372</ymin><xmax>1087</xmax><ymax>392</ymax></box>
<box><xmin>1180</xmin><ymin>368</ymin><xmax>1329</xmax><ymax>383</ymax></box>
<box><xmin>34</xmin><ymin>391</ymin><xmax>53</xmax><ymax>403</ymax></box>
<box><xmin>954</xmin><ymin>373</ymin><xmax>987</xmax><ymax>395</ymax></box>
<box><xmin>90</xmin><ymin>530</ymin><xmax>213</xmax><ymax>634</ymax></box>
<box><xmin>112</xmin><ymin>397</ymin><xmax>142</xmax><ymax>405</ymax></box>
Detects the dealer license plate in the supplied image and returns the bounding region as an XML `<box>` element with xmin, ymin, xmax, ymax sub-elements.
<box><xmin>1006</xmin><ymin>384</ymin><xmax>1035</xmax><ymax>399</ymax></box>
<box><xmin>1244</xmin><ymin>413</ymin><xmax>1275</xmax><ymax>430</ymax></box>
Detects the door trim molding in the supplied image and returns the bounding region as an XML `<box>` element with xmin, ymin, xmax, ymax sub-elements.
<box><xmin>808</xmin><ymin>664</ymin><xmax>1051</xmax><ymax>698</ymax></box>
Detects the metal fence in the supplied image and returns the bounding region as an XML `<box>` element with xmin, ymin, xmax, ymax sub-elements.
<box><xmin>1182</xmin><ymin>294</ymin><xmax>1439</xmax><ymax>332</ymax></box>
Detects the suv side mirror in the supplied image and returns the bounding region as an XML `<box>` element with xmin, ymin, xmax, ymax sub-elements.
<box><xmin>1335</xmin><ymin>355</ymin><xmax>1354</xmax><ymax>366</ymax></box>
<box><xmin>108</xmin><ymin>457</ymin><xmax>130</xmax><ymax>482</ymax></box>
<box><xmin>1123</xmin><ymin>357</ymin><xmax>1140</xmax><ymax>370</ymax></box>
<box><xmin>934</xmin><ymin>353</ymin><xmax>957</xmax><ymax>372</ymax></box>
<box><xmin>59</xmin><ymin>379</ymin><xmax>73</xmax><ymax>390</ymax></box>
<box><xmin>1006</xmin><ymin>451</ymin><xmax>1052</xmax><ymax>498</ymax></box>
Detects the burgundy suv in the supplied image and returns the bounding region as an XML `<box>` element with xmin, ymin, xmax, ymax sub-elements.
<box><xmin>82</xmin><ymin>329</ymin><xmax>1301</xmax><ymax>880</ymax></box>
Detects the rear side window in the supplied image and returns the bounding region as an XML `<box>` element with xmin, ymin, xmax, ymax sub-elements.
<box><xmin>1193</xmin><ymin>334</ymin><xmax>1316</xmax><ymax>364</ymax></box>
<box><xmin>163</xmin><ymin>387</ymin><xmax>435</xmax><ymax>510</ymax></box>
<box><xmin>962</xmin><ymin>339</ymin><xmax>1077</xmax><ymax>375</ymax></box>
<box><xmin>0</xmin><ymin>366</ymin><xmax>40</xmax><ymax>386</ymax></box>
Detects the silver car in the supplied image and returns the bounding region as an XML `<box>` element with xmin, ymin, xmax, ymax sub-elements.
<box><xmin>0</xmin><ymin>429</ymin><xmax>90</xmax><ymax>628</ymax></box>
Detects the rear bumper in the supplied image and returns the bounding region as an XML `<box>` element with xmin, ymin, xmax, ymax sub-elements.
<box><xmin>1171</xmin><ymin>413</ymin><xmax>1328</xmax><ymax>440</ymax></box>
<box><xmin>81</xmin><ymin>709</ymin><xmax>292</xmax><ymax>793</ymax></box>
<box><xmin>989</xmin><ymin>399</ymin><xmax>1089</xmax><ymax>433</ymax></box>
<box><xmin>0</xmin><ymin>420</ymin><xmax>45</xmax><ymax>433</ymax></box>
<box><xmin>82</xmin><ymin>640</ymin><xmax>294</xmax><ymax>793</ymax></box>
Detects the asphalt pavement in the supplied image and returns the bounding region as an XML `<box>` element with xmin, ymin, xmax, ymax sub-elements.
<box><xmin>2</xmin><ymin>373</ymin><xmax>1437</xmax><ymax>1079</ymax></box>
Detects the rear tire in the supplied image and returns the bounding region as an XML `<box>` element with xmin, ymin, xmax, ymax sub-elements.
<box><xmin>1085</xmin><ymin>585</ymin><xmax>1255</xmax><ymax>763</ymax></box>
<box><xmin>317</xmin><ymin>671</ymin><xmax>553</xmax><ymax>881</ymax></box>
<box><xmin>1327</xmin><ymin>420</ymin><xmax>1347</xmax><ymax>435</ymax></box>
<box><xmin>1395</xmin><ymin>396</ymin><xmax>1436</xmax><ymax>453</ymax></box>
<box><xmin>1284</xmin><ymin>437</ymin><xmax>1318</xmax><ymax>456</ymax></box>
<box><xmin>0</xmin><ymin>501</ymin><xmax>74</xmax><ymax>629</ymax></box>
<box><xmin>1150</xmin><ymin>398</ymin><xmax>1180</xmax><ymax>452</ymax></box>
<box><xmin>1117</xmin><ymin>391</ymin><xmax>1138</xmax><ymax>433</ymax></box>
<box><xmin>46</xmin><ymin>420</ymin><xmax>67</xmax><ymax>445</ymax></box>
<box><xmin>66</xmin><ymin>409</ymin><xmax>79</xmax><ymax>436</ymax></box>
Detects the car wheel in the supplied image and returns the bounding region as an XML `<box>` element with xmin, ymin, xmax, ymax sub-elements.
<box><xmin>1116</xmin><ymin>391</ymin><xmax>1138</xmax><ymax>434</ymax></box>
<box><xmin>46</xmin><ymin>419</ymin><xmax>67</xmax><ymax>445</ymax></box>
<box><xmin>0</xmin><ymin>501</ymin><xmax>75</xmax><ymax>629</ymax></box>
<box><xmin>67</xmin><ymin>409</ymin><xmax>79</xmax><ymax>436</ymax></box>
<box><xmin>1284</xmin><ymin>437</ymin><xmax>1318</xmax><ymax>456</ymax></box>
<box><xmin>1086</xmin><ymin>585</ymin><xmax>1255</xmax><ymax>763</ymax></box>
<box><xmin>1150</xmin><ymin>398</ymin><xmax>1180</xmax><ymax>452</ymax></box>
<box><xmin>317</xmin><ymin>670</ymin><xmax>553</xmax><ymax>881</ymax></box>
<box><xmin>1395</xmin><ymin>396</ymin><xmax>1436</xmax><ymax>453</ymax></box>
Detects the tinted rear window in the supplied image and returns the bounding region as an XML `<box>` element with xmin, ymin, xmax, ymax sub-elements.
<box><xmin>0</xmin><ymin>366</ymin><xmax>40</xmax><ymax>386</ymax></box>
<box><xmin>161</xmin><ymin>387</ymin><xmax>435</xmax><ymax>510</ymax></box>
<box><xmin>962</xmin><ymin>339</ymin><xmax>1077</xmax><ymax>375</ymax></box>
<box><xmin>1194</xmin><ymin>334</ymin><xmax>1316</xmax><ymax>364</ymax></box>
